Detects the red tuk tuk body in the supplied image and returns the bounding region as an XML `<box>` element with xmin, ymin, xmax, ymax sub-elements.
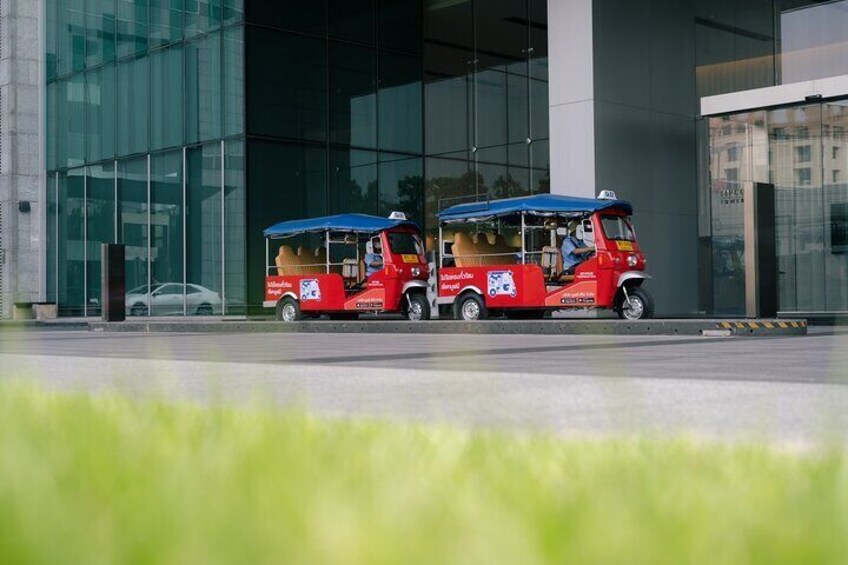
<box><xmin>262</xmin><ymin>215</ymin><xmax>430</xmax><ymax>321</ymax></box>
<box><xmin>436</xmin><ymin>194</ymin><xmax>653</xmax><ymax>320</ymax></box>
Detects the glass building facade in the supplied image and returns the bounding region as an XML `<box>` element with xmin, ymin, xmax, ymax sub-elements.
<box><xmin>698</xmin><ymin>0</ymin><xmax>848</xmax><ymax>315</ymax></box>
<box><xmin>45</xmin><ymin>0</ymin><xmax>246</xmax><ymax>316</ymax></box>
<box><xmin>45</xmin><ymin>0</ymin><xmax>549</xmax><ymax>316</ymax></box>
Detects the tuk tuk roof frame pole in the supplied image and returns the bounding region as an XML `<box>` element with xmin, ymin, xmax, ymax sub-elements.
<box><xmin>520</xmin><ymin>212</ymin><xmax>526</xmax><ymax>264</ymax></box>
<box><xmin>325</xmin><ymin>229</ymin><xmax>330</xmax><ymax>274</ymax></box>
<box><xmin>438</xmin><ymin>225</ymin><xmax>444</xmax><ymax>268</ymax></box>
<box><xmin>265</xmin><ymin>238</ymin><xmax>270</xmax><ymax>277</ymax></box>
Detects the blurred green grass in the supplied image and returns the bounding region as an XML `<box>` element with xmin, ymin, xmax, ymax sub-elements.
<box><xmin>1</xmin><ymin>382</ymin><xmax>846</xmax><ymax>565</ymax></box>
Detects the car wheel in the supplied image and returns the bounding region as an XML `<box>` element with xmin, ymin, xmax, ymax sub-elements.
<box><xmin>617</xmin><ymin>287</ymin><xmax>654</xmax><ymax>320</ymax></box>
<box><xmin>276</xmin><ymin>297</ymin><xmax>302</xmax><ymax>322</ymax></box>
<box><xmin>404</xmin><ymin>293</ymin><xmax>430</xmax><ymax>321</ymax></box>
<box><xmin>195</xmin><ymin>303</ymin><xmax>214</xmax><ymax>316</ymax></box>
<box><xmin>130</xmin><ymin>303</ymin><xmax>148</xmax><ymax>317</ymax></box>
<box><xmin>455</xmin><ymin>293</ymin><xmax>487</xmax><ymax>321</ymax></box>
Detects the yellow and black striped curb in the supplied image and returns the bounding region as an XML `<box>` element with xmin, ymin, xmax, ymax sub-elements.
<box><xmin>717</xmin><ymin>320</ymin><xmax>807</xmax><ymax>335</ymax></box>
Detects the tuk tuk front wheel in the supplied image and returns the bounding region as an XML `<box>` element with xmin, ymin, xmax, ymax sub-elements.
<box><xmin>405</xmin><ymin>293</ymin><xmax>431</xmax><ymax>321</ymax></box>
<box><xmin>456</xmin><ymin>293</ymin><xmax>487</xmax><ymax>321</ymax></box>
<box><xmin>617</xmin><ymin>287</ymin><xmax>654</xmax><ymax>320</ymax></box>
<box><xmin>276</xmin><ymin>297</ymin><xmax>302</xmax><ymax>322</ymax></box>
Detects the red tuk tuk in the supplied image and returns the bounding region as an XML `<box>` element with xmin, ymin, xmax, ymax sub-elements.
<box><xmin>436</xmin><ymin>192</ymin><xmax>653</xmax><ymax>320</ymax></box>
<box><xmin>263</xmin><ymin>213</ymin><xmax>430</xmax><ymax>321</ymax></box>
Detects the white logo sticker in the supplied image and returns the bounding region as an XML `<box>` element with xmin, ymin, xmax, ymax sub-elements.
<box><xmin>300</xmin><ymin>279</ymin><xmax>321</xmax><ymax>301</ymax></box>
<box><xmin>487</xmin><ymin>270</ymin><xmax>517</xmax><ymax>298</ymax></box>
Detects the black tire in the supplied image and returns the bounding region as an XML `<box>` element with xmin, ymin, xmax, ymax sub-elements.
<box><xmin>130</xmin><ymin>303</ymin><xmax>148</xmax><ymax>317</ymax></box>
<box><xmin>404</xmin><ymin>293</ymin><xmax>431</xmax><ymax>321</ymax></box>
<box><xmin>195</xmin><ymin>303</ymin><xmax>214</xmax><ymax>316</ymax></box>
<box><xmin>455</xmin><ymin>293</ymin><xmax>487</xmax><ymax>321</ymax></box>
<box><xmin>617</xmin><ymin>286</ymin><xmax>654</xmax><ymax>320</ymax></box>
<box><xmin>276</xmin><ymin>297</ymin><xmax>302</xmax><ymax>322</ymax></box>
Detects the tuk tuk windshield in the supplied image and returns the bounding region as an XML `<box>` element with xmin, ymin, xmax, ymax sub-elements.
<box><xmin>387</xmin><ymin>232</ymin><xmax>424</xmax><ymax>255</ymax></box>
<box><xmin>600</xmin><ymin>215</ymin><xmax>636</xmax><ymax>241</ymax></box>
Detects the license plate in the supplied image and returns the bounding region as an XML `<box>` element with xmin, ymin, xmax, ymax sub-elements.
<box><xmin>402</xmin><ymin>254</ymin><xmax>419</xmax><ymax>263</ymax></box>
<box><xmin>617</xmin><ymin>241</ymin><xmax>633</xmax><ymax>251</ymax></box>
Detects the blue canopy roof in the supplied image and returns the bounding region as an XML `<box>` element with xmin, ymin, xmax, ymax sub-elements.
<box><xmin>264</xmin><ymin>213</ymin><xmax>418</xmax><ymax>238</ymax></box>
<box><xmin>438</xmin><ymin>194</ymin><xmax>633</xmax><ymax>223</ymax></box>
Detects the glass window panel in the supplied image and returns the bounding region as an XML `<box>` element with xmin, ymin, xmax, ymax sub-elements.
<box><xmin>476</xmin><ymin>0</ymin><xmax>527</xmax><ymax>70</ymax></box>
<box><xmin>117</xmin><ymin>55</ymin><xmax>149</xmax><ymax>156</ymax></box>
<box><xmin>150</xmin><ymin>0</ymin><xmax>183</xmax><ymax>48</ymax></box>
<box><xmin>223</xmin><ymin>27</ymin><xmax>245</xmax><ymax>137</ymax></box>
<box><xmin>224</xmin><ymin>139</ymin><xmax>245</xmax><ymax>314</ymax></box>
<box><xmin>86</xmin><ymin>0</ymin><xmax>116</xmax><ymax>67</ymax></box>
<box><xmin>474</xmin><ymin>70</ymin><xmax>509</xmax><ymax>147</ymax></box>
<box><xmin>47</xmin><ymin>174</ymin><xmax>58</xmax><ymax>303</ymax></box>
<box><xmin>185</xmin><ymin>0</ymin><xmax>222</xmax><ymax>38</ymax></box>
<box><xmin>47</xmin><ymin>81</ymin><xmax>59</xmax><ymax>170</ymax></box>
<box><xmin>329</xmin><ymin>0</ymin><xmax>374</xmax><ymax>44</ymax></box>
<box><xmin>378</xmin><ymin>51</ymin><xmax>422</xmax><ymax>153</ymax></box>
<box><xmin>379</xmin><ymin>0</ymin><xmax>421</xmax><ymax>53</ymax></box>
<box><xmin>116</xmin><ymin>0</ymin><xmax>148</xmax><ymax>58</ymax></box>
<box><xmin>529</xmin><ymin>0</ymin><xmax>548</xmax><ymax>81</ymax></box>
<box><xmin>186</xmin><ymin>33</ymin><xmax>222</xmax><ymax>144</ymax></box>
<box><xmin>530</xmin><ymin>139</ymin><xmax>549</xmax><ymax>193</ymax></box>
<box><xmin>329</xmin><ymin>42</ymin><xmax>377</xmax><ymax>148</ymax></box>
<box><xmin>530</xmin><ymin>76</ymin><xmax>548</xmax><ymax>140</ymax></box>
<box><xmin>150</xmin><ymin>150</ymin><xmax>184</xmax><ymax>316</ymax></box>
<box><xmin>778</xmin><ymin>0</ymin><xmax>848</xmax><ymax>84</ymax></box>
<box><xmin>151</xmin><ymin>45</ymin><xmax>184</xmax><ymax>150</ymax></box>
<box><xmin>223</xmin><ymin>0</ymin><xmax>243</xmax><ymax>26</ymax></box>
<box><xmin>330</xmin><ymin>148</ymin><xmax>378</xmax><ymax>214</ymax></box>
<box><xmin>187</xmin><ymin>143</ymin><xmax>222</xmax><ymax>315</ymax></box>
<box><xmin>58</xmin><ymin>0</ymin><xmax>85</xmax><ymax>76</ymax></box>
<box><xmin>247</xmin><ymin>1</ymin><xmax>325</xmax><ymax>35</ymax></box>
<box><xmin>822</xmin><ymin>100</ymin><xmax>848</xmax><ymax>311</ymax></box>
<box><xmin>47</xmin><ymin>0</ymin><xmax>58</xmax><ymax>80</ymax></box>
<box><xmin>507</xmin><ymin>71</ymin><xmax>529</xmax><ymax>144</ymax></box>
<box><xmin>66</xmin><ymin>74</ymin><xmax>86</xmax><ymax>167</ymax></box>
<box><xmin>378</xmin><ymin>154</ymin><xmax>423</xmax><ymax>222</ymax></box>
<box><xmin>694</xmin><ymin>0</ymin><xmax>775</xmax><ymax>97</ymax></box>
<box><xmin>424</xmin><ymin>0</ymin><xmax>471</xmax><ymax>47</ymax></box>
<box><xmin>424</xmin><ymin>44</ymin><xmax>470</xmax><ymax>156</ymax></box>
<box><xmin>768</xmin><ymin>105</ymin><xmax>825</xmax><ymax>312</ymax></box>
<box><xmin>118</xmin><ymin>157</ymin><xmax>149</xmax><ymax>316</ymax></box>
<box><xmin>86</xmin><ymin>164</ymin><xmax>116</xmax><ymax>317</ymax></box>
<box><xmin>475</xmin><ymin>69</ymin><xmax>507</xmax><ymax>149</ymax></box>
<box><xmin>58</xmin><ymin>169</ymin><xmax>86</xmax><ymax>317</ymax></box>
<box><xmin>246</xmin><ymin>140</ymin><xmax>327</xmax><ymax>310</ymax></box>
<box><xmin>424</xmin><ymin>157</ymin><xmax>473</xmax><ymax>248</ymax></box>
<box><xmin>86</xmin><ymin>64</ymin><xmax>117</xmax><ymax>163</ymax></box>
<box><xmin>246</xmin><ymin>29</ymin><xmax>326</xmax><ymax>142</ymax></box>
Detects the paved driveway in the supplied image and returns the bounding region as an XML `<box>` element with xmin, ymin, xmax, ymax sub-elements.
<box><xmin>2</xmin><ymin>327</ymin><xmax>847</xmax><ymax>444</ymax></box>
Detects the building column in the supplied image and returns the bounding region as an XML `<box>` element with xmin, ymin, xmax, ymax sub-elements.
<box><xmin>547</xmin><ymin>0</ymin><xmax>595</xmax><ymax>197</ymax></box>
<box><xmin>0</xmin><ymin>0</ymin><xmax>44</xmax><ymax>318</ymax></box>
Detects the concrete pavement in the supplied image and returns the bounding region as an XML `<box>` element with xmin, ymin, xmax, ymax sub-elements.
<box><xmin>1</xmin><ymin>326</ymin><xmax>847</xmax><ymax>444</ymax></box>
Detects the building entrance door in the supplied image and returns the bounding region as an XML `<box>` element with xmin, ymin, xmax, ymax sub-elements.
<box><xmin>704</xmin><ymin>99</ymin><xmax>848</xmax><ymax>315</ymax></box>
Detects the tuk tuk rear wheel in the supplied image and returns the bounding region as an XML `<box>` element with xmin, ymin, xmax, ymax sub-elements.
<box><xmin>276</xmin><ymin>297</ymin><xmax>302</xmax><ymax>322</ymax></box>
<box><xmin>455</xmin><ymin>293</ymin><xmax>487</xmax><ymax>321</ymax></box>
<box><xmin>617</xmin><ymin>287</ymin><xmax>654</xmax><ymax>320</ymax></box>
<box><xmin>405</xmin><ymin>293</ymin><xmax>431</xmax><ymax>321</ymax></box>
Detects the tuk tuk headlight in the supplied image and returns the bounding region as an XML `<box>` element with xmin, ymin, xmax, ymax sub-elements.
<box><xmin>627</xmin><ymin>253</ymin><xmax>638</xmax><ymax>267</ymax></box>
<box><xmin>411</xmin><ymin>267</ymin><xmax>421</xmax><ymax>277</ymax></box>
